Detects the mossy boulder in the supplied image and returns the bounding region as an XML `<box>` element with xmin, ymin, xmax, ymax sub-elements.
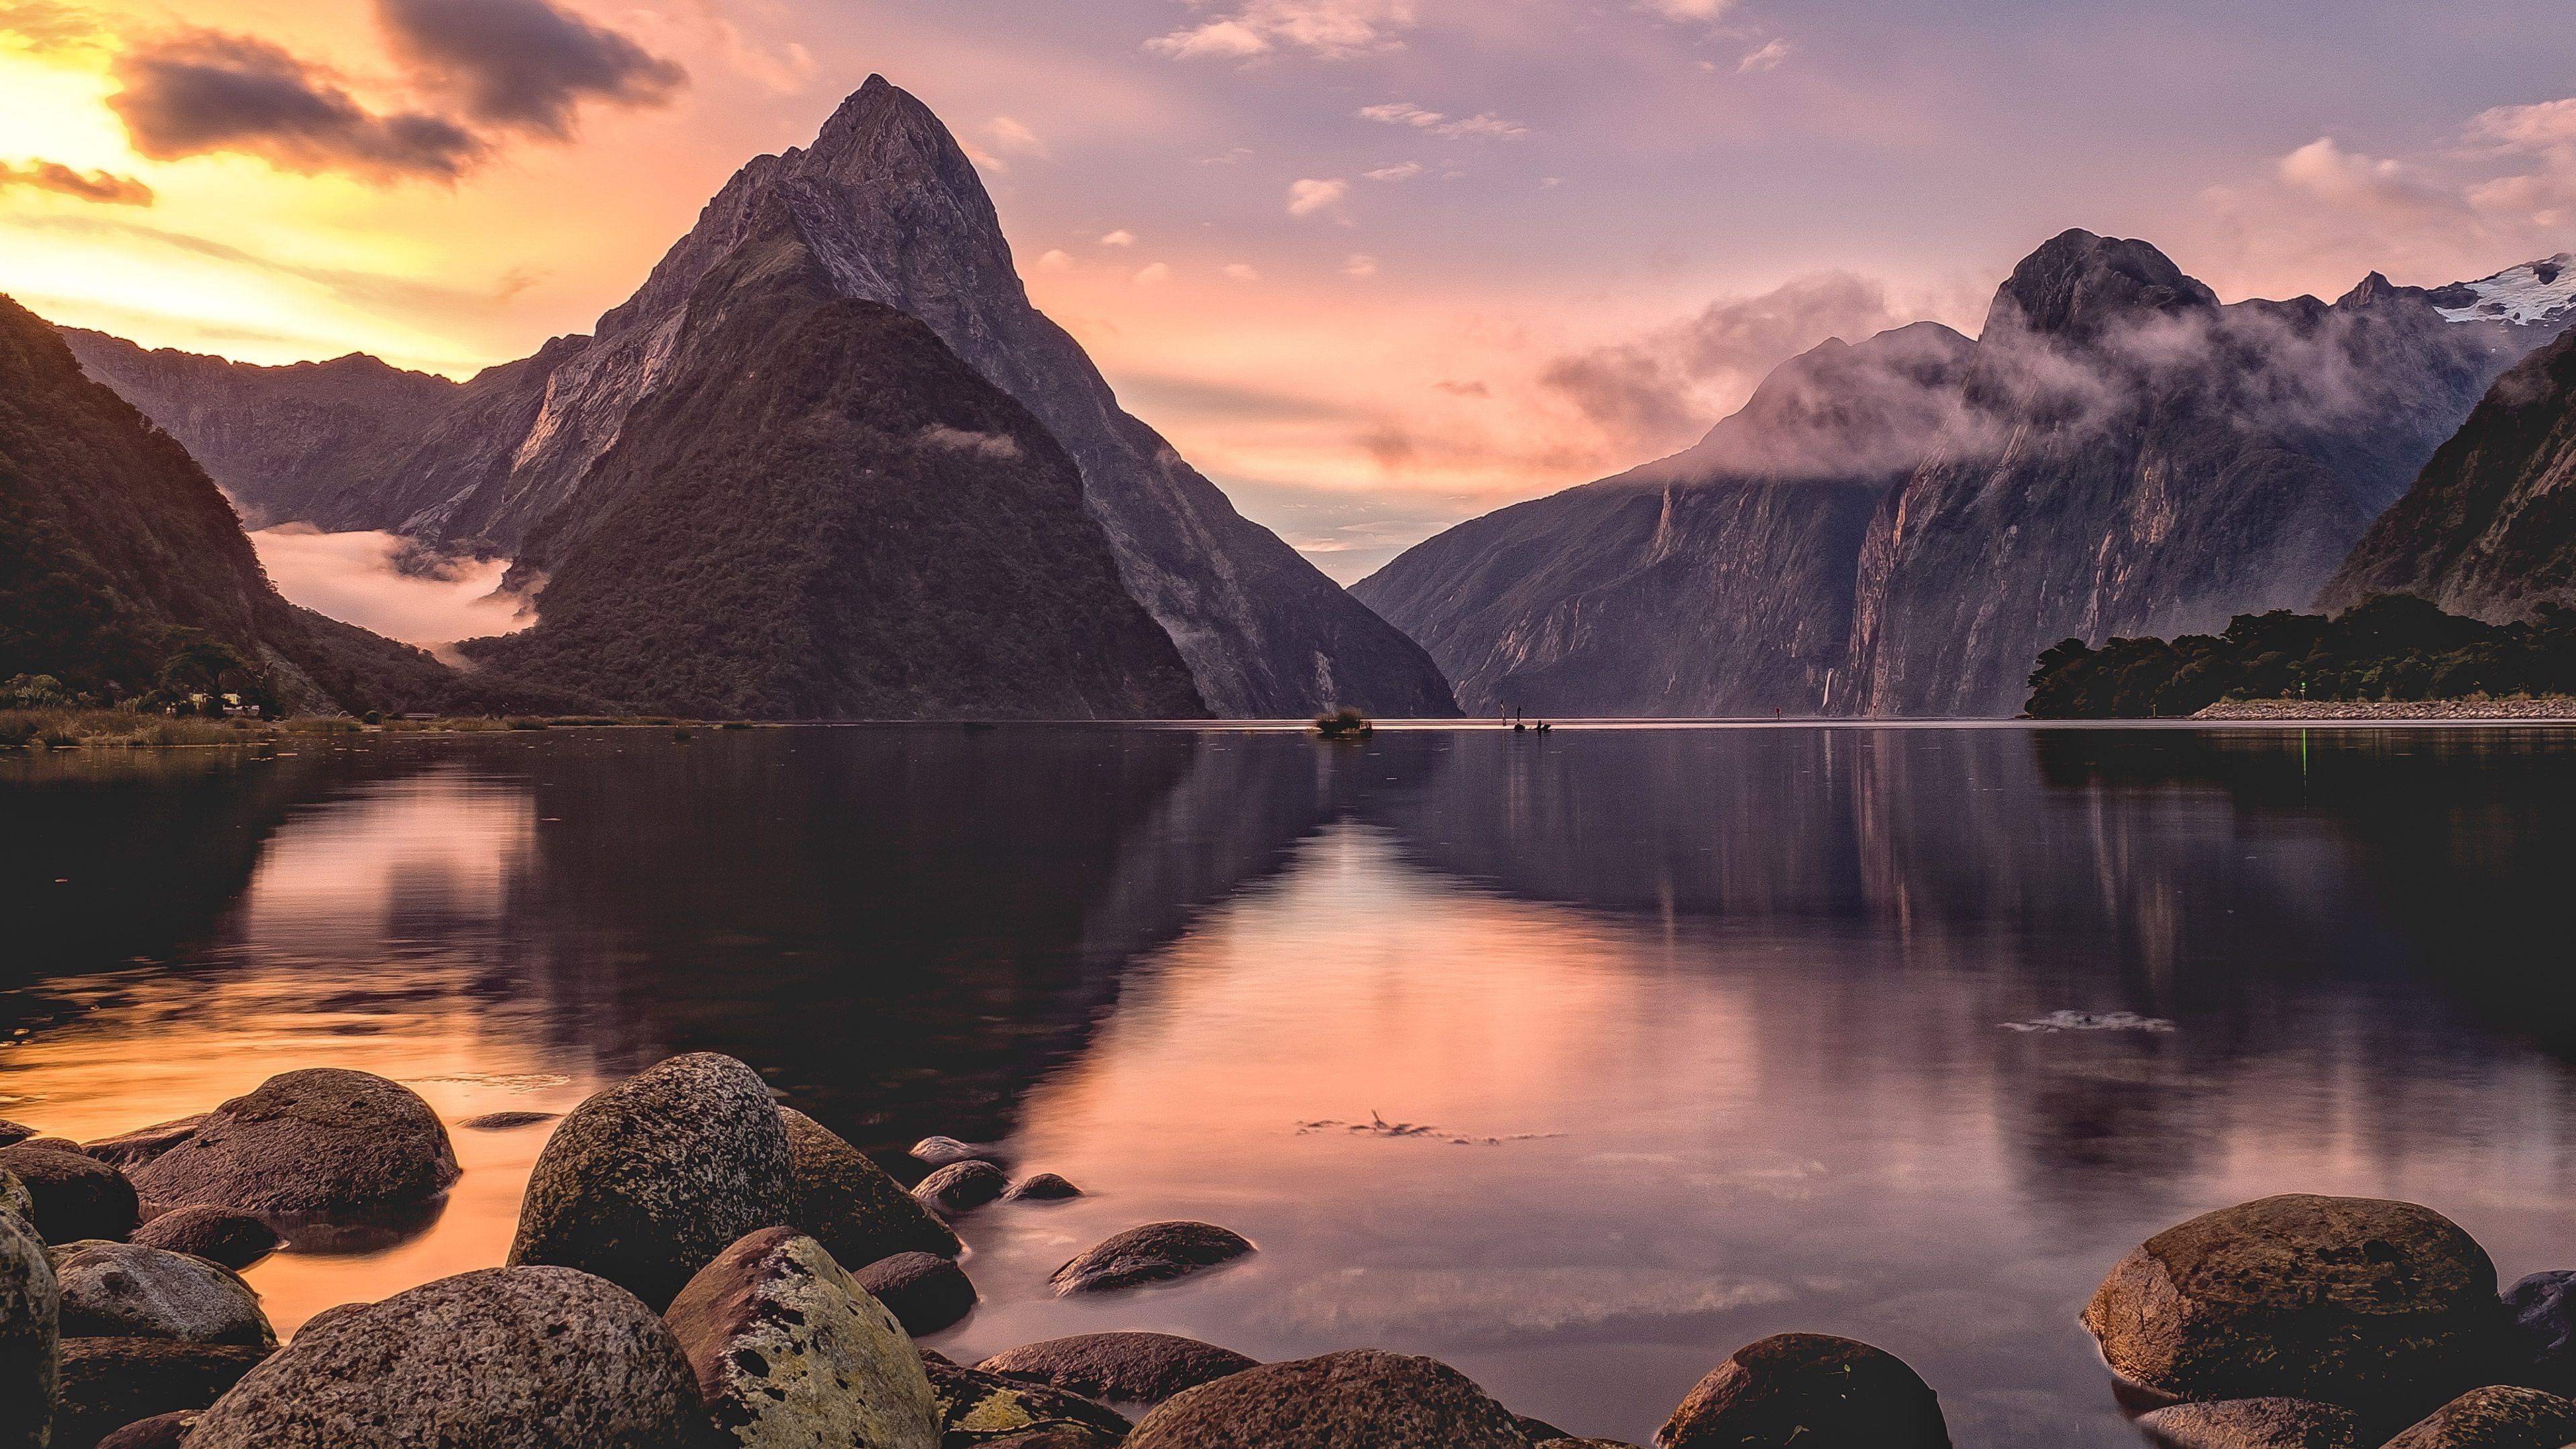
<box><xmin>0</xmin><ymin>1212</ymin><xmax>56</xmax><ymax>1449</ymax></box>
<box><xmin>777</xmin><ymin>1109</ymin><xmax>959</xmax><ymax>1265</ymax></box>
<box><xmin>925</xmin><ymin>1358</ymin><xmax>1133</xmax><ymax>1445</ymax></box>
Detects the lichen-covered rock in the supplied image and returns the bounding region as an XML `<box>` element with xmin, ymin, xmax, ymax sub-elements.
<box><xmin>924</xmin><ymin>1359</ymin><xmax>1133</xmax><ymax>1445</ymax></box>
<box><xmin>2082</xmin><ymin>1195</ymin><xmax>2504</xmax><ymax>1419</ymax></box>
<box><xmin>1126</xmin><ymin>1348</ymin><xmax>1525</xmax><ymax>1449</ymax></box>
<box><xmin>93</xmin><ymin>1410</ymin><xmax>199</xmax><ymax>1449</ymax></box>
<box><xmin>2379</xmin><ymin>1385</ymin><xmax>2576</xmax><ymax>1448</ymax></box>
<box><xmin>1004</xmin><ymin>1174</ymin><xmax>1081</xmax><ymax>1203</ymax></box>
<box><xmin>508</xmin><ymin>1054</ymin><xmax>796</xmax><ymax>1311</ymax></box>
<box><xmin>778</xmin><ymin>1110</ymin><xmax>959</xmax><ymax>1265</ymax></box>
<box><xmin>958</xmin><ymin>1430</ymin><xmax>1120</xmax><ymax>1449</ymax></box>
<box><xmin>0</xmin><ymin>1144</ymin><xmax>140</xmax><ymax>1242</ymax></box>
<box><xmin>125</xmin><ymin>1071</ymin><xmax>458</xmax><ymax>1215</ymax></box>
<box><xmin>0</xmin><ymin>1211</ymin><xmax>57</xmax><ymax>1449</ymax></box>
<box><xmin>83</xmin><ymin>1118</ymin><xmax>205</xmax><ymax>1169</ymax></box>
<box><xmin>0</xmin><ymin>1168</ymin><xmax>30</xmax><ymax>1229</ymax></box>
<box><xmin>978</xmin><ymin>1332</ymin><xmax>1256</xmax><ymax>1405</ymax></box>
<box><xmin>2134</xmin><ymin>1397</ymin><xmax>2366</xmax><ymax>1448</ymax></box>
<box><xmin>1656</xmin><ymin>1333</ymin><xmax>1949</xmax><ymax>1449</ymax></box>
<box><xmin>664</xmin><ymin>1226</ymin><xmax>941</xmax><ymax>1449</ymax></box>
<box><xmin>55</xmin><ymin>1338</ymin><xmax>268</xmax><ymax>1449</ymax></box>
<box><xmin>51</xmin><ymin>1240</ymin><xmax>274</xmax><ymax>1346</ymax></box>
<box><xmin>1048</xmin><ymin>1222</ymin><xmax>1254</xmax><ymax>1295</ymax></box>
<box><xmin>912</xmin><ymin>1162</ymin><xmax>1007</xmax><ymax>1218</ymax></box>
<box><xmin>186</xmin><ymin>1265</ymin><xmax>701</xmax><ymax>1449</ymax></box>
<box><xmin>130</xmin><ymin>1206</ymin><xmax>280</xmax><ymax>1271</ymax></box>
<box><xmin>855</xmin><ymin>1252</ymin><xmax>976</xmax><ymax>1336</ymax></box>
<box><xmin>2504</xmin><ymin>1271</ymin><xmax>2575</xmax><ymax>1394</ymax></box>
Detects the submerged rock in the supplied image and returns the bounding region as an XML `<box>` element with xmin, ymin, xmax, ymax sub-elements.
<box><xmin>1656</xmin><ymin>1333</ymin><xmax>1949</xmax><ymax>1449</ymax></box>
<box><xmin>2083</xmin><ymin>1195</ymin><xmax>2502</xmax><ymax>1419</ymax></box>
<box><xmin>1004</xmin><ymin>1173</ymin><xmax>1082</xmax><ymax>1202</ymax></box>
<box><xmin>51</xmin><ymin>1240</ymin><xmax>274</xmax><ymax>1346</ymax></box>
<box><xmin>978</xmin><ymin>1332</ymin><xmax>1258</xmax><ymax>1406</ymax></box>
<box><xmin>1126</xmin><ymin>1348</ymin><xmax>1525</xmax><ymax>1449</ymax></box>
<box><xmin>2134</xmin><ymin>1397</ymin><xmax>2366</xmax><ymax>1448</ymax></box>
<box><xmin>93</xmin><ymin>1412</ymin><xmax>199</xmax><ymax>1449</ymax></box>
<box><xmin>55</xmin><ymin>1338</ymin><xmax>269</xmax><ymax>1449</ymax></box>
<box><xmin>924</xmin><ymin>1358</ymin><xmax>1133</xmax><ymax>1445</ymax></box>
<box><xmin>0</xmin><ymin>1212</ymin><xmax>57</xmax><ymax>1449</ymax></box>
<box><xmin>2504</xmin><ymin>1271</ymin><xmax>2576</xmax><ymax>1393</ymax></box>
<box><xmin>912</xmin><ymin>1161</ymin><xmax>1007</xmax><ymax>1218</ymax></box>
<box><xmin>664</xmin><ymin>1226</ymin><xmax>941</xmax><ymax>1449</ymax></box>
<box><xmin>2379</xmin><ymin>1385</ymin><xmax>2576</xmax><ymax>1448</ymax></box>
<box><xmin>855</xmin><ymin>1252</ymin><xmax>976</xmax><ymax>1336</ymax></box>
<box><xmin>455</xmin><ymin>1111</ymin><xmax>559</xmax><ymax>1132</ymax></box>
<box><xmin>129</xmin><ymin>1206</ymin><xmax>280</xmax><ymax>1271</ymax></box>
<box><xmin>186</xmin><ymin>1265</ymin><xmax>701</xmax><ymax>1449</ymax></box>
<box><xmin>508</xmin><ymin>1053</ymin><xmax>796</xmax><ymax>1310</ymax></box>
<box><xmin>910</xmin><ymin>1138</ymin><xmax>1004</xmax><ymax>1170</ymax></box>
<box><xmin>777</xmin><ymin>1109</ymin><xmax>959</xmax><ymax>1265</ymax></box>
<box><xmin>1049</xmin><ymin>1222</ymin><xmax>1254</xmax><ymax>1295</ymax></box>
<box><xmin>83</xmin><ymin>1118</ymin><xmax>207</xmax><ymax>1169</ymax></box>
<box><xmin>0</xmin><ymin>1144</ymin><xmax>140</xmax><ymax>1243</ymax></box>
<box><xmin>125</xmin><ymin>1070</ymin><xmax>459</xmax><ymax>1216</ymax></box>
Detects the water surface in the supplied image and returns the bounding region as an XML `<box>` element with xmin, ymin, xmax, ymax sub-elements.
<box><xmin>6</xmin><ymin>724</ymin><xmax>2574</xmax><ymax>1446</ymax></box>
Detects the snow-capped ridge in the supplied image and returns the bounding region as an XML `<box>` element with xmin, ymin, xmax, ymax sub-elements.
<box><xmin>2433</xmin><ymin>254</ymin><xmax>2576</xmax><ymax>327</ymax></box>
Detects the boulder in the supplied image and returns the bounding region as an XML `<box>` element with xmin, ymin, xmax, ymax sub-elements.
<box><xmin>82</xmin><ymin>1118</ymin><xmax>205</xmax><ymax>1169</ymax></box>
<box><xmin>185</xmin><ymin>1265</ymin><xmax>701</xmax><ymax>1449</ymax></box>
<box><xmin>2504</xmin><ymin>1271</ymin><xmax>2575</xmax><ymax>1393</ymax></box>
<box><xmin>290</xmin><ymin>1302</ymin><xmax>371</xmax><ymax>1340</ymax></box>
<box><xmin>93</xmin><ymin>1411</ymin><xmax>198</xmax><ymax>1449</ymax></box>
<box><xmin>777</xmin><ymin>1109</ymin><xmax>959</xmax><ymax>1265</ymax></box>
<box><xmin>1656</xmin><ymin>1333</ymin><xmax>1949</xmax><ymax>1449</ymax></box>
<box><xmin>925</xmin><ymin>1358</ymin><xmax>1133</xmax><ymax>1444</ymax></box>
<box><xmin>0</xmin><ymin>1121</ymin><xmax>34</xmax><ymax>1148</ymax></box>
<box><xmin>978</xmin><ymin>1332</ymin><xmax>1258</xmax><ymax>1405</ymax></box>
<box><xmin>130</xmin><ymin>1206</ymin><xmax>280</xmax><ymax>1270</ymax></box>
<box><xmin>1535</xmin><ymin>1442</ymin><xmax>1643</xmax><ymax>1449</ymax></box>
<box><xmin>50</xmin><ymin>1241</ymin><xmax>274</xmax><ymax>1346</ymax></box>
<box><xmin>0</xmin><ymin>1212</ymin><xmax>56</xmax><ymax>1449</ymax></box>
<box><xmin>2379</xmin><ymin>1385</ymin><xmax>2576</xmax><ymax>1448</ymax></box>
<box><xmin>508</xmin><ymin>1054</ymin><xmax>796</xmax><ymax>1311</ymax></box>
<box><xmin>22</xmin><ymin>1139</ymin><xmax>80</xmax><ymax>1154</ymax></box>
<box><xmin>1004</xmin><ymin>1174</ymin><xmax>1082</xmax><ymax>1203</ymax></box>
<box><xmin>912</xmin><ymin>1161</ymin><xmax>1007</xmax><ymax>1218</ymax></box>
<box><xmin>1049</xmin><ymin>1222</ymin><xmax>1254</xmax><ymax>1295</ymax></box>
<box><xmin>54</xmin><ymin>1338</ymin><xmax>268</xmax><ymax>1449</ymax></box>
<box><xmin>956</xmin><ymin>1431</ymin><xmax>1120</xmax><ymax>1449</ymax></box>
<box><xmin>1516</xmin><ymin>1416</ymin><xmax>1570</xmax><ymax>1442</ymax></box>
<box><xmin>0</xmin><ymin>1167</ymin><xmax>30</xmax><ymax>1227</ymax></box>
<box><xmin>2134</xmin><ymin>1397</ymin><xmax>2366</xmax><ymax>1448</ymax></box>
<box><xmin>0</xmin><ymin>1144</ymin><xmax>140</xmax><ymax>1242</ymax></box>
<box><xmin>1125</xmin><ymin>1348</ymin><xmax>1526</xmax><ymax>1449</ymax></box>
<box><xmin>664</xmin><ymin>1226</ymin><xmax>941</xmax><ymax>1449</ymax></box>
<box><xmin>125</xmin><ymin>1071</ymin><xmax>459</xmax><ymax>1215</ymax></box>
<box><xmin>910</xmin><ymin>1138</ymin><xmax>1004</xmax><ymax>1170</ymax></box>
<box><xmin>855</xmin><ymin>1252</ymin><xmax>977</xmax><ymax>1336</ymax></box>
<box><xmin>2083</xmin><ymin>1195</ymin><xmax>2504</xmax><ymax>1419</ymax></box>
<box><xmin>455</xmin><ymin>1111</ymin><xmax>559</xmax><ymax>1132</ymax></box>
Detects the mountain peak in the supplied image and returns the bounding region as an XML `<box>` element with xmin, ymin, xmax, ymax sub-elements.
<box><xmin>1986</xmin><ymin>229</ymin><xmax>2217</xmax><ymax>341</ymax></box>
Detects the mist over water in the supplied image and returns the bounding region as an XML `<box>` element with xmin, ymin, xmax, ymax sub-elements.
<box><xmin>5</xmin><ymin>724</ymin><xmax>2573</xmax><ymax>1446</ymax></box>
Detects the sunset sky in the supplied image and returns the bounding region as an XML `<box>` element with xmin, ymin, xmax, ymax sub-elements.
<box><xmin>5</xmin><ymin>0</ymin><xmax>2574</xmax><ymax>582</ymax></box>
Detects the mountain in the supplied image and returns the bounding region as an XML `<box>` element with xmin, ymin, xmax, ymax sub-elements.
<box><xmin>0</xmin><ymin>293</ymin><xmax>463</xmax><ymax>714</ymax></box>
<box><xmin>1350</xmin><ymin>321</ymin><xmax>1972</xmax><ymax>715</ymax></box>
<box><xmin>458</xmin><ymin>200</ymin><xmax>1207</xmax><ymax>719</ymax></box>
<box><xmin>63</xmin><ymin>77</ymin><xmax>1456</xmax><ymax>720</ymax></box>
<box><xmin>1360</xmin><ymin>231</ymin><xmax>2568</xmax><ymax>718</ymax></box>
<box><xmin>2318</xmin><ymin>324</ymin><xmax>2576</xmax><ymax>620</ymax></box>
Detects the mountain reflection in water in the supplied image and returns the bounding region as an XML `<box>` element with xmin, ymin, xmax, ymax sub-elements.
<box><xmin>3</xmin><ymin>724</ymin><xmax>2572</xmax><ymax>1448</ymax></box>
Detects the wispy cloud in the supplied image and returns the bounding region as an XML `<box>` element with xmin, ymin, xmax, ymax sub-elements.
<box><xmin>1359</xmin><ymin>102</ymin><xmax>1527</xmax><ymax>141</ymax></box>
<box><xmin>1146</xmin><ymin>0</ymin><xmax>1416</xmax><ymax>60</ymax></box>
<box><xmin>1365</xmin><ymin>161</ymin><xmax>1423</xmax><ymax>182</ymax></box>
<box><xmin>1224</xmin><ymin>262</ymin><xmax>1261</xmax><ymax>280</ymax></box>
<box><xmin>0</xmin><ymin>159</ymin><xmax>152</xmax><ymax>206</ymax></box>
<box><xmin>1342</xmin><ymin>252</ymin><xmax>1378</xmax><ymax>278</ymax></box>
<box><xmin>1638</xmin><ymin>0</ymin><xmax>1737</xmax><ymax>18</ymax></box>
<box><xmin>1289</xmin><ymin>176</ymin><xmax>1349</xmax><ymax>217</ymax></box>
<box><xmin>986</xmin><ymin>115</ymin><xmax>1049</xmax><ymax>160</ymax></box>
<box><xmin>1099</xmin><ymin>228</ymin><xmax>1138</xmax><ymax>246</ymax></box>
<box><xmin>1134</xmin><ymin>261</ymin><xmax>1172</xmax><ymax>284</ymax></box>
<box><xmin>1737</xmin><ymin>38</ymin><xmax>1790</xmax><ymax>73</ymax></box>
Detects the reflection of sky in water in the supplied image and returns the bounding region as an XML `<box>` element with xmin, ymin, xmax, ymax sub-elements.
<box><xmin>2</xmin><ymin>727</ymin><xmax>2574</xmax><ymax>1447</ymax></box>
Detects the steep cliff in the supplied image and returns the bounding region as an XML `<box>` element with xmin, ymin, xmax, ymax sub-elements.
<box><xmin>2317</xmin><ymin>326</ymin><xmax>2576</xmax><ymax>621</ymax></box>
<box><xmin>460</xmin><ymin>208</ymin><xmax>1208</xmax><ymax>720</ymax></box>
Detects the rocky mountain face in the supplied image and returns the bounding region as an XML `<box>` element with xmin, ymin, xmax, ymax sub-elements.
<box><xmin>1351</xmin><ymin>323</ymin><xmax>1971</xmax><ymax>715</ymax></box>
<box><xmin>64</xmin><ymin>77</ymin><xmax>1454</xmax><ymax>720</ymax></box>
<box><xmin>1362</xmin><ymin>231</ymin><xmax>2567</xmax><ymax>717</ymax></box>
<box><xmin>460</xmin><ymin>207</ymin><xmax>1209</xmax><ymax>720</ymax></box>
<box><xmin>0</xmin><ymin>294</ymin><xmax>462</xmax><ymax>714</ymax></box>
<box><xmin>2318</xmin><ymin>325</ymin><xmax>2576</xmax><ymax>621</ymax></box>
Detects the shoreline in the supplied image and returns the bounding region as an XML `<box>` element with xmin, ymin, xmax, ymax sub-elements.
<box><xmin>2191</xmin><ymin>697</ymin><xmax>2576</xmax><ymax>722</ymax></box>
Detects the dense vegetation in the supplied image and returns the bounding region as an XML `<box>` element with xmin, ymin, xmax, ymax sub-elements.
<box><xmin>2024</xmin><ymin>594</ymin><xmax>2576</xmax><ymax>717</ymax></box>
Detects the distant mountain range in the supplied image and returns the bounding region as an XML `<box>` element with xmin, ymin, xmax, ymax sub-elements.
<box><xmin>64</xmin><ymin>78</ymin><xmax>1456</xmax><ymax>721</ymax></box>
<box><xmin>1356</xmin><ymin>234</ymin><xmax>2576</xmax><ymax>717</ymax></box>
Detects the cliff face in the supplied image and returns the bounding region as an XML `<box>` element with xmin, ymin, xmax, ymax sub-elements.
<box><xmin>0</xmin><ymin>294</ymin><xmax>458</xmax><ymax>712</ymax></box>
<box><xmin>64</xmin><ymin>77</ymin><xmax>1454</xmax><ymax>720</ymax></box>
<box><xmin>2317</xmin><ymin>327</ymin><xmax>2576</xmax><ymax>621</ymax></box>
<box><xmin>460</xmin><ymin>210</ymin><xmax>1208</xmax><ymax>720</ymax></box>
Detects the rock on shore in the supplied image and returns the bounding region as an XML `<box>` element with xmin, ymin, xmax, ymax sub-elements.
<box><xmin>1656</xmin><ymin>1332</ymin><xmax>1949</xmax><ymax>1448</ymax></box>
<box><xmin>508</xmin><ymin>1054</ymin><xmax>796</xmax><ymax>1310</ymax></box>
<box><xmin>854</xmin><ymin>1251</ymin><xmax>977</xmax><ymax>1336</ymax></box>
<box><xmin>924</xmin><ymin>1358</ymin><xmax>1135</xmax><ymax>1446</ymax></box>
<box><xmin>2379</xmin><ymin>1385</ymin><xmax>2576</xmax><ymax>1448</ymax></box>
<box><xmin>663</xmin><ymin>1227</ymin><xmax>941</xmax><ymax>1449</ymax></box>
<box><xmin>911</xmin><ymin>1160</ymin><xmax>1008</xmax><ymax>1218</ymax></box>
<box><xmin>777</xmin><ymin>1109</ymin><xmax>961</xmax><ymax>1266</ymax></box>
<box><xmin>977</xmin><ymin>1331</ymin><xmax>1258</xmax><ymax>1406</ymax></box>
<box><xmin>129</xmin><ymin>1206</ymin><xmax>281</xmax><ymax>1271</ymax></box>
<box><xmin>50</xmin><ymin>1240</ymin><xmax>274</xmax><ymax>1346</ymax></box>
<box><xmin>0</xmin><ymin>1144</ymin><xmax>140</xmax><ymax>1242</ymax></box>
<box><xmin>125</xmin><ymin>1071</ymin><xmax>458</xmax><ymax>1215</ymax></box>
<box><xmin>2134</xmin><ymin>1396</ymin><xmax>2366</xmax><ymax>1448</ymax></box>
<box><xmin>0</xmin><ymin>1211</ymin><xmax>56</xmax><ymax>1449</ymax></box>
<box><xmin>54</xmin><ymin>1339</ymin><xmax>270</xmax><ymax>1449</ymax></box>
<box><xmin>1049</xmin><ymin>1222</ymin><xmax>1254</xmax><ymax>1295</ymax></box>
<box><xmin>185</xmin><ymin>1265</ymin><xmax>701</xmax><ymax>1448</ymax></box>
<box><xmin>1124</xmin><ymin>1348</ymin><xmax>1527</xmax><ymax>1449</ymax></box>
